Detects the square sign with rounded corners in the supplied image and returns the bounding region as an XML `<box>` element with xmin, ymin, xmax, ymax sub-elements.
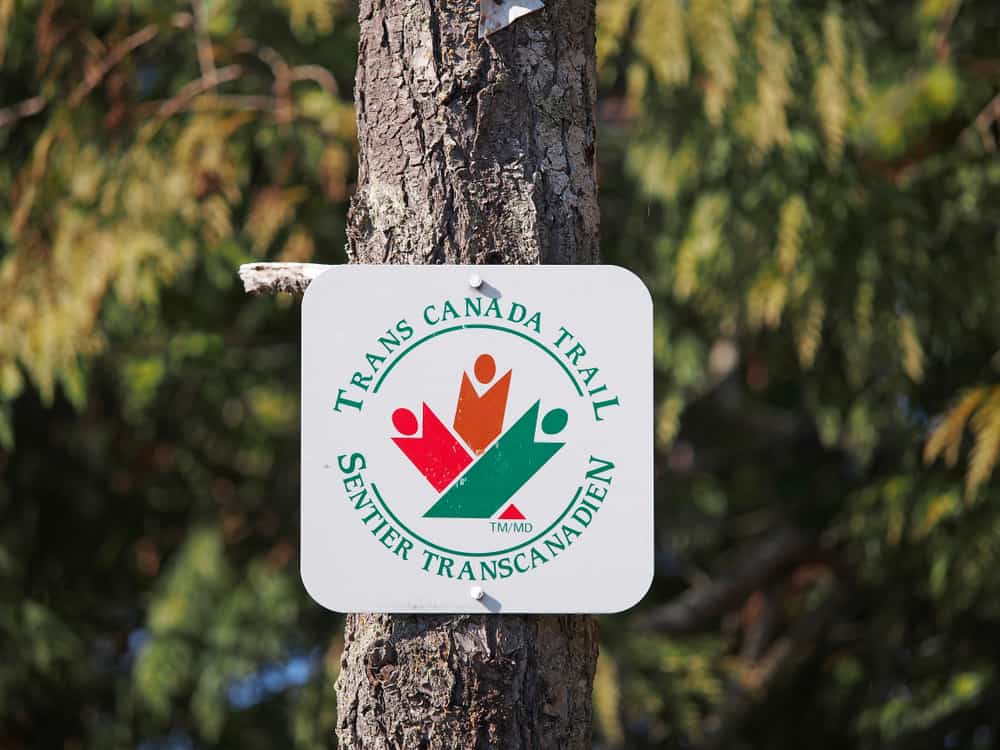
<box><xmin>301</xmin><ymin>265</ymin><xmax>653</xmax><ymax>613</ymax></box>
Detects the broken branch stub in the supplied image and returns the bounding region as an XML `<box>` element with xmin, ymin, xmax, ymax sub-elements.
<box><xmin>238</xmin><ymin>262</ymin><xmax>331</xmax><ymax>295</ymax></box>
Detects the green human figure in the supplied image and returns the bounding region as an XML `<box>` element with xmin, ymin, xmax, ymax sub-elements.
<box><xmin>423</xmin><ymin>401</ymin><xmax>568</xmax><ymax>519</ymax></box>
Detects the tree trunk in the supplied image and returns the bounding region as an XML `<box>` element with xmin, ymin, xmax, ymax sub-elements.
<box><xmin>334</xmin><ymin>0</ymin><xmax>601</xmax><ymax>748</ymax></box>
<box><xmin>346</xmin><ymin>0</ymin><xmax>599</xmax><ymax>267</ymax></box>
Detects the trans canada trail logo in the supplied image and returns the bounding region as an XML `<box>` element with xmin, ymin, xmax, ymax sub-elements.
<box><xmin>327</xmin><ymin>294</ymin><xmax>623</xmax><ymax>583</ymax></box>
<box><xmin>391</xmin><ymin>353</ymin><xmax>567</xmax><ymax>521</ymax></box>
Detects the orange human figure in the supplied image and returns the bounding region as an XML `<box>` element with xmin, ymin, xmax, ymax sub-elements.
<box><xmin>453</xmin><ymin>353</ymin><xmax>511</xmax><ymax>455</ymax></box>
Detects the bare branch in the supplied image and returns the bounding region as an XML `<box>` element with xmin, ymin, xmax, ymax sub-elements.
<box><xmin>191</xmin><ymin>0</ymin><xmax>217</xmax><ymax>80</ymax></box>
<box><xmin>935</xmin><ymin>0</ymin><xmax>962</xmax><ymax>60</ymax></box>
<box><xmin>0</xmin><ymin>96</ymin><xmax>46</xmax><ymax>128</ymax></box>
<box><xmin>188</xmin><ymin>94</ymin><xmax>276</xmax><ymax>112</ymax></box>
<box><xmin>70</xmin><ymin>24</ymin><xmax>161</xmax><ymax>105</ymax></box>
<box><xmin>238</xmin><ymin>262</ymin><xmax>333</xmax><ymax>295</ymax></box>
<box><xmin>291</xmin><ymin>64</ymin><xmax>339</xmax><ymax>95</ymax></box>
<box><xmin>258</xmin><ymin>46</ymin><xmax>290</xmax><ymax>79</ymax></box>
<box><xmin>137</xmin><ymin>93</ymin><xmax>277</xmax><ymax>118</ymax></box>
<box><xmin>972</xmin><ymin>92</ymin><xmax>1000</xmax><ymax>152</ymax></box>
<box><xmin>3</xmin><ymin>13</ymin><xmax>191</xmax><ymax>126</ymax></box>
<box><xmin>234</xmin><ymin>40</ymin><xmax>298</xmax><ymax>122</ymax></box>
<box><xmin>157</xmin><ymin>64</ymin><xmax>243</xmax><ymax>118</ymax></box>
<box><xmin>699</xmin><ymin>588</ymin><xmax>842</xmax><ymax>750</ymax></box>
<box><xmin>634</xmin><ymin>527</ymin><xmax>810</xmax><ymax>634</ymax></box>
<box><xmin>257</xmin><ymin>46</ymin><xmax>292</xmax><ymax>122</ymax></box>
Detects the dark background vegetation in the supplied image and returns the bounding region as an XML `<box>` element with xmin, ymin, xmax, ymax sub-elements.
<box><xmin>2</xmin><ymin>0</ymin><xmax>1000</xmax><ymax>748</ymax></box>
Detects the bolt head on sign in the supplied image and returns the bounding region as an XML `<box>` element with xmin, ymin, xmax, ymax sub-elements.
<box><xmin>301</xmin><ymin>265</ymin><xmax>653</xmax><ymax>613</ymax></box>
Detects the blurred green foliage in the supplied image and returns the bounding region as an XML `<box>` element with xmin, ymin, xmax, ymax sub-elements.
<box><xmin>1</xmin><ymin>0</ymin><xmax>354</xmax><ymax>746</ymax></box>
<box><xmin>1</xmin><ymin>0</ymin><xmax>999</xmax><ymax>748</ymax></box>
<box><xmin>595</xmin><ymin>0</ymin><xmax>1000</xmax><ymax>748</ymax></box>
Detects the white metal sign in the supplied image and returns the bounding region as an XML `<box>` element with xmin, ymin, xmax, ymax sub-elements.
<box><xmin>479</xmin><ymin>0</ymin><xmax>545</xmax><ymax>37</ymax></box>
<box><xmin>301</xmin><ymin>265</ymin><xmax>653</xmax><ymax>613</ymax></box>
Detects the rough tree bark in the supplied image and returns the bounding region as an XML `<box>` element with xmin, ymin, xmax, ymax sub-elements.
<box><xmin>242</xmin><ymin>0</ymin><xmax>601</xmax><ymax>744</ymax></box>
<box><xmin>346</xmin><ymin>0</ymin><xmax>599</xmax><ymax>267</ymax></box>
<box><xmin>331</xmin><ymin>0</ymin><xmax>601</xmax><ymax>748</ymax></box>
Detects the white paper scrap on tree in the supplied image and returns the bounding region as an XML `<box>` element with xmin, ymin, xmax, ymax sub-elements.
<box><xmin>301</xmin><ymin>265</ymin><xmax>654</xmax><ymax>613</ymax></box>
<box><xmin>479</xmin><ymin>0</ymin><xmax>545</xmax><ymax>37</ymax></box>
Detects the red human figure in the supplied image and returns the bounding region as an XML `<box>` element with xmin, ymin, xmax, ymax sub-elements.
<box><xmin>453</xmin><ymin>353</ymin><xmax>511</xmax><ymax>455</ymax></box>
<box><xmin>391</xmin><ymin>404</ymin><xmax>472</xmax><ymax>491</ymax></box>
